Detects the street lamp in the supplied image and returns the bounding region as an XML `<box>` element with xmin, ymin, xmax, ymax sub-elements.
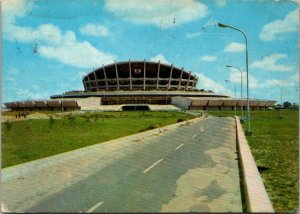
<box><xmin>276</xmin><ymin>84</ymin><xmax>283</xmax><ymax>119</ymax></box>
<box><xmin>218</xmin><ymin>22</ymin><xmax>252</xmax><ymax>136</ymax></box>
<box><xmin>225</xmin><ymin>80</ymin><xmax>236</xmax><ymax>116</ymax></box>
<box><xmin>61</xmin><ymin>93</ymin><xmax>64</xmax><ymax>111</ymax></box>
<box><xmin>226</xmin><ymin>65</ymin><xmax>244</xmax><ymax>123</ymax></box>
<box><xmin>276</xmin><ymin>84</ymin><xmax>283</xmax><ymax>106</ymax></box>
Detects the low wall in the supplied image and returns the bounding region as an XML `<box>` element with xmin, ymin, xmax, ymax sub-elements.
<box><xmin>235</xmin><ymin>116</ymin><xmax>274</xmax><ymax>212</ymax></box>
<box><xmin>171</xmin><ymin>97</ymin><xmax>191</xmax><ymax>109</ymax></box>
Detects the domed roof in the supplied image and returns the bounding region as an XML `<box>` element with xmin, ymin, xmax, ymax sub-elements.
<box><xmin>82</xmin><ymin>60</ymin><xmax>198</xmax><ymax>91</ymax></box>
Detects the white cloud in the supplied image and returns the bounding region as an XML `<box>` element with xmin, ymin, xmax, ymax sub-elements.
<box><xmin>104</xmin><ymin>0</ymin><xmax>208</xmax><ymax>28</ymax></box>
<box><xmin>196</xmin><ymin>73</ymin><xmax>230</xmax><ymax>94</ymax></box>
<box><xmin>251</xmin><ymin>54</ymin><xmax>293</xmax><ymax>72</ymax></box>
<box><xmin>15</xmin><ymin>89</ymin><xmax>49</xmax><ymax>100</ymax></box>
<box><xmin>203</xmin><ymin>18</ymin><xmax>219</xmax><ymax>28</ymax></box>
<box><xmin>262</xmin><ymin>71</ymin><xmax>299</xmax><ymax>88</ymax></box>
<box><xmin>291</xmin><ymin>72</ymin><xmax>299</xmax><ymax>82</ymax></box>
<box><xmin>3</xmin><ymin>0</ymin><xmax>28</xmax><ymax>15</ymax></box>
<box><xmin>2</xmin><ymin>0</ymin><xmax>34</xmax><ymax>26</ymax></box>
<box><xmin>228</xmin><ymin>68</ymin><xmax>259</xmax><ymax>89</ymax></box>
<box><xmin>228</xmin><ymin>66</ymin><xmax>297</xmax><ymax>91</ymax></box>
<box><xmin>215</xmin><ymin>0</ymin><xmax>227</xmax><ymax>7</ymax></box>
<box><xmin>9</xmin><ymin>67</ymin><xmax>20</xmax><ymax>74</ymax></box>
<box><xmin>263</xmin><ymin>75</ymin><xmax>299</xmax><ymax>103</ymax></box>
<box><xmin>226</xmin><ymin>69</ymin><xmax>299</xmax><ymax>102</ymax></box>
<box><xmin>78</xmin><ymin>71</ymin><xmax>88</xmax><ymax>79</ymax></box>
<box><xmin>5</xmin><ymin>24</ymin><xmax>63</xmax><ymax>44</ymax></box>
<box><xmin>201</xmin><ymin>55</ymin><xmax>217</xmax><ymax>62</ymax></box>
<box><xmin>3</xmin><ymin>1</ymin><xmax>117</xmax><ymax>68</ymax></box>
<box><xmin>5</xmin><ymin>77</ymin><xmax>17</xmax><ymax>84</ymax></box>
<box><xmin>39</xmin><ymin>31</ymin><xmax>116</xmax><ymax>68</ymax></box>
<box><xmin>150</xmin><ymin>54</ymin><xmax>169</xmax><ymax>64</ymax></box>
<box><xmin>259</xmin><ymin>9</ymin><xmax>299</xmax><ymax>41</ymax></box>
<box><xmin>80</xmin><ymin>24</ymin><xmax>110</xmax><ymax>37</ymax></box>
<box><xmin>224</xmin><ymin>42</ymin><xmax>246</xmax><ymax>53</ymax></box>
<box><xmin>186</xmin><ymin>32</ymin><xmax>203</xmax><ymax>39</ymax></box>
<box><xmin>7</xmin><ymin>24</ymin><xmax>117</xmax><ymax>68</ymax></box>
<box><xmin>32</xmin><ymin>85</ymin><xmax>40</xmax><ymax>90</ymax></box>
<box><xmin>262</xmin><ymin>79</ymin><xmax>292</xmax><ymax>88</ymax></box>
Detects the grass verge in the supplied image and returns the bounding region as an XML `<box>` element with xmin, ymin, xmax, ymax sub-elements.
<box><xmin>2</xmin><ymin>111</ymin><xmax>194</xmax><ymax>168</ymax></box>
<box><xmin>208</xmin><ymin>110</ymin><xmax>298</xmax><ymax>212</ymax></box>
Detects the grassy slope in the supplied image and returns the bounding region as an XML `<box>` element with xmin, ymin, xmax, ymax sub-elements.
<box><xmin>245</xmin><ymin>110</ymin><xmax>298</xmax><ymax>212</ymax></box>
<box><xmin>2</xmin><ymin>111</ymin><xmax>194</xmax><ymax>168</ymax></box>
<box><xmin>208</xmin><ymin>110</ymin><xmax>299</xmax><ymax>212</ymax></box>
<box><xmin>2</xmin><ymin>110</ymin><xmax>298</xmax><ymax>211</ymax></box>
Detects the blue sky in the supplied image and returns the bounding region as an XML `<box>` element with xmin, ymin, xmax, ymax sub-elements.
<box><xmin>2</xmin><ymin>0</ymin><xmax>299</xmax><ymax>104</ymax></box>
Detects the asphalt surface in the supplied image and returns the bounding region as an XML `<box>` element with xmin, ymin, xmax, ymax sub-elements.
<box><xmin>2</xmin><ymin>116</ymin><xmax>243</xmax><ymax>212</ymax></box>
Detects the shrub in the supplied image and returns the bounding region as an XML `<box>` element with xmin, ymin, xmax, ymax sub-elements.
<box><xmin>148</xmin><ymin>124</ymin><xmax>160</xmax><ymax>129</ymax></box>
<box><xmin>5</xmin><ymin>120</ymin><xmax>12</xmax><ymax>131</ymax></box>
<box><xmin>49</xmin><ymin>116</ymin><xmax>55</xmax><ymax>128</ymax></box>
<box><xmin>68</xmin><ymin>115</ymin><xmax>76</xmax><ymax>125</ymax></box>
<box><xmin>139</xmin><ymin>123</ymin><xmax>161</xmax><ymax>132</ymax></box>
<box><xmin>177</xmin><ymin>118</ymin><xmax>185</xmax><ymax>122</ymax></box>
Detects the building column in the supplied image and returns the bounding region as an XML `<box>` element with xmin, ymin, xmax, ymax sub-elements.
<box><xmin>168</xmin><ymin>64</ymin><xmax>173</xmax><ymax>90</ymax></box>
<box><xmin>193</xmin><ymin>76</ymin><xmax>198</xmax><ymax>89</ymax></box>
<box><xmin>82</xmin><ymin>78</ymin><xmax>87</xmax><ymax>91</ymax></box>
<box><xmin>129</xmin><ymin>59</ymin><xmax>132</xmax><ymax>90</ymax></box>
<box><xmin>114</xmin><ymin>61</ymin><xmax>120</xmax><ymax>90</ymax></box>
<box><xmin>191</xmin><ymin>80</ymin><xmax>195</xmax><ymax>89</ymax></box>
<box><xmin>86</xmin><ymin>74</ymin><xmax>91</xmax><ymax>91</ymax></box>
<box><xmin>156</xmin><ymin>60</ymin><xmax>161</xmax><ymax>90</ymax></box>
<box><xmin>102</xmin><ymin>64</ymin><xmax>109</xmax><ymax>90</ymax></box>
<box><xmin>93</xmin><ymin>69</ymin><xmax>99</xmax><ymax>90</ymax></box>
<box><xmin>186</xmin><ymin>72</ymin><xmax>191</xmax><ymax>90</ymax></box>
<box><xmin>143</xmin><ymin>59</ymin><xmax>146</xmax><ymax>91</ymax></box>
<box><xmin>178</xmin><ymin>67</ymin><xmax>184</xmax><ymax>90</ymax></box>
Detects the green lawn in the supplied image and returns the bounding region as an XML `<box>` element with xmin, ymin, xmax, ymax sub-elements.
<box><xmin>2</xmin><ymin>109</ymin><xmax>298</xmax><ymax>211</ymax></box>
<box><xmin>2</xmin><ymin>111</ymin><xmax>194</xmax><ymax>168</ymax></box>
<box><xmin>208</xmin><ymin>110</ymin><xmax>299</xmax><ymax>212</ymax></box>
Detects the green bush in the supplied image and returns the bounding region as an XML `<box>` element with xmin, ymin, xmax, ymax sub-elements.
<box><xmin>49</xmin><ymin>116</ymin><xmax>55</xmax><ymax>128</ymax></box>
<box><xmin>177</xmin><ymin>118</ymin><xmax>185</xmax><ymax>122</ymax></box>
<box><xmin>5</xmin><ymin>120</ymin><xmax>12</xmax><ymax>131</ymax></box>
<box><xmin>139</xmin><ymin>123</ymin><xmax>161</xmax><ymax>132</ymax></box>
<box><xmin>68</xmin><ymin>115</ymin><xmax>76</xmax><ymax>125</ymax></box>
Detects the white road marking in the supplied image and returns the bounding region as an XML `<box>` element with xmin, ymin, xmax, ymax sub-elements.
<box><xmin>175</xmin><ymin>143</ymin><xmax>184</xmax><ymax>150</ymax></box>
<box><xmin>192</xmin><ymin>134</ymin><xmax>197</xmax><ymax>139</ymax></box>
<box><xmin>143</xmin><ymin>159</ymin><xmax>163</xmax><ymax>174</ymax></box>
<box><xmin>87</xmin><ymin>201</ymin><xmax>104</xmax><ymax>213</ymax></box>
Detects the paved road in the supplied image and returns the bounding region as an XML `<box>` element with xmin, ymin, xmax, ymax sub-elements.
<box><xmin>2</xmin><ymin>116</ymin><xmax>242</xmax><ymax>212</ymax></box>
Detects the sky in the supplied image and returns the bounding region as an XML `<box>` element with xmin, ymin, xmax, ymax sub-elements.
<box><xmin>2</xmin><ymin>0</ymin><xmax>299</xmax><ymax>104</ymax></box>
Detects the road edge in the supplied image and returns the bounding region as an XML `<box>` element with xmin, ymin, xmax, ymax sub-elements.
<box><xmin>235</xmin><ymin>116</ymin><xmax>274</xmax><ymax>213</ymax></box>
<box><xmin>2</xmin><ymin>116</ymin><xmax>205</xmax><ymax>172</ymax></box>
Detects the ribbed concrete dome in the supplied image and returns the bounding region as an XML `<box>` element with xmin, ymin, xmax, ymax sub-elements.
<box><xmin>82</xmin><ymin>60</ymin><xmax>198</xmax><ymax>91</ymax></box>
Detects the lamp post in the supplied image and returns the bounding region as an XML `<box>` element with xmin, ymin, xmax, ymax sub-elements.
<box><xmin>218</xmin><ymin>22</ymin><xmax>252</xmax><ymax>136</ymax></box>
<box><xmin>61</xmin><ymin>93</ymin><xmax>64</xmax><ymax>111</ymax></box>
<box><xmin>226</xmin><ymin>65</ymin><xmax>244</xmax><ymax>123</ymax></box>
<box><xmin>276</xmin><ymin>84</ymin><xmax>283</xmax><ymax>118</ymax></box>
<box><xmin>225</xmin><ymin>80</ymin><xmax>236</xmax><ymax>116</ymax></box>
<box><xmin>165</xmin><ymin>94</ymin><xmax>168</xmax><ymax>117</ymax></box>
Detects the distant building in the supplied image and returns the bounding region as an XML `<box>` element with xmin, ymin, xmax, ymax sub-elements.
<box><xmin>4</xmin><ymin>60</ymin><xmax>276</xmax><ymax>111</ymax></box>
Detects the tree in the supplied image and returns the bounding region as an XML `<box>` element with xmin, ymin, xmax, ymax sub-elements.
<box><xmin>283</xmin><ymin>101</ymin><xmax>292</xmax><ymax>108</ymax></box>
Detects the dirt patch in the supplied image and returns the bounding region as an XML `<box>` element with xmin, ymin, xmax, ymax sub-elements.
<box><xmin>27</xmin><ymin>113</ymin><xmax>50</xmax><ymax>119</ymax></box>
<box><xmin>2</xmin><ymin>112</ymin><xmax>60</xmax><ymax>122</ymax></box>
